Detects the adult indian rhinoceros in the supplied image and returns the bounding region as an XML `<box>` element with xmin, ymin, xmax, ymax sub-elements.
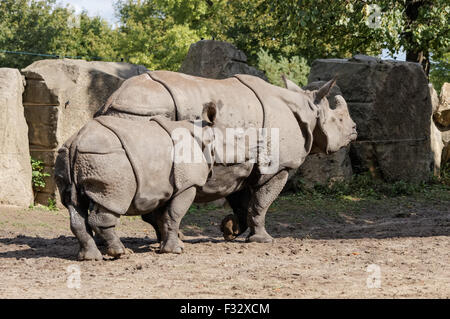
<box><xmin>92</xmin><ymin>71</ymin><xmax>357</xmax><ymax>243</ymax></box>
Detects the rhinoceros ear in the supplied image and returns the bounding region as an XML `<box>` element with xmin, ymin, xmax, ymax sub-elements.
<box><xmin>315</xmin><ymin>77</ymin><xmax>337</xmax><ymax>103</ymax></box>
<box><xmin>281</xmin><ymin>74</ymin><xmax>304</xmax><ymax>93</ymax></box>
<box><xmin>202</xmin><ymin>102</ymin><xmax>217</xmax><ymax>125</ymax></box>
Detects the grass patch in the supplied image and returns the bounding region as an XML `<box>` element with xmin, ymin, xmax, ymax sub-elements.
<box><xmin>28</xmin><ymin>201</ymin><xmax>60</xmax><ymax>213</ymax></box>
<box><xmin>188</xmin><ymin>203</ymin><xmax>223</xmax><ymax>214</ymax></box>
<box><xmin>276</xmin><ymin>171</ymin><xmax>449</xmax><ymax>216</ymax></box>
<box><xmin>287</xmin><ymin>171</ymin><xmax>450</xmax><ymax>201</ymax></box>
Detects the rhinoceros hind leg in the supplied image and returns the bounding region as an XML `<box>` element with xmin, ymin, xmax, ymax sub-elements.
<box><xmin>160</xmin><ymin>187</ymin><xmax>196</xmax><ymax>254</ymax></box>
<box><xmin>68</xmin><ymin>205</ymin><xmax>102</xmax><ymax>261</ymax></box>
<box><xmin>88</xmin><ymin>205</ymin><xmax>130</xmax><ymax>258</ymax></box>
<box><xmin>246</xmin><ymin>170</ymin><xmax>289</xmax><ymax>243</ymax></box>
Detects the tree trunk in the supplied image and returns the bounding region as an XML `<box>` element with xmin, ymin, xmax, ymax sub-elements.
<box><xmin>404</xmin><ymin>0</ymin><xmax>431</xmax><ymax>78</ymax></box>
<box><xmin>406</xmin><ymin>50</ymin><xmax>430</xmax><ymax>77</ymax></box>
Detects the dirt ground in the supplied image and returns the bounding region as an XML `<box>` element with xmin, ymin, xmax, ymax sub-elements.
<box><xmin>0</xmin><ymin>191</ymin><xmax>449</xmax><ymax>299</ymax></box>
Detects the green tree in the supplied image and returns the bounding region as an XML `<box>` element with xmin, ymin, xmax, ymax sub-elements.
<box><xmin>114</xmin><ymin>0</ymin><xmax>279</xmax><ymax>70</ymax></box>
<box><xmin>50</xmin><ymin>11</ymin><xmax>120</xmax><ymax>62</ymax></box>
<box><xmin>430</xmin><ymin>52</ymin><xmax>450</xmax><ymax>94</ymax></box>
<box><xmin>1</xmin><ymin>0</ymin><xmax>447</xmax><ymax>79</ymax></box>
<box><xmin>0</xmin><ymin>0</ymin><xmax>119</xmax><ymax>69</ymax></box>
<box><xmin>212</xmin><ymin>0</ymin><xmax>281</xmax><ymax>66</ymax></box>
<box><xmin>268</xmin><ymin>0</ymin><xmax>449</xmax><ymax>75</ymax></box>
<box><xmin>401</xmin><ymin>0</ymin><xmax>449</xmax><ymax>75</ymax></box>
<box><xmin>115</xmin><ymin>0</ymin><xmax>220</xmax><ymax>70</ymax></box>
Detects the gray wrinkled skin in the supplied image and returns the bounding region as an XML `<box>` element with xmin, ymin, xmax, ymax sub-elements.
<box><xmin>56</xmin><ymin>72</ymin><xmax>357</xmax><ymax>260</ymax></box>
<box><xmin>56</xmin><ymin>108</ymin><xmax>216</xmax><ymax>260</ymax></box>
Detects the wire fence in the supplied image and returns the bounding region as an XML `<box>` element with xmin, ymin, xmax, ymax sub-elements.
<box><xmin>0</xmin><ymin>49</ymin><xmax>123</xmax><ymax>62</ymax></box>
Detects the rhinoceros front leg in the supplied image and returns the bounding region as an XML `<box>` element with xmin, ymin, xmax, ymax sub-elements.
<box><xmin>246</xmin><ymin>169</ymin><xmax>289</xmax><ymax>243</ymax></box>
<box><xmin>88</xmin><ymin>204</ymin><xmax>132</xmax><ymax>258</ymax></box>
<box><xmin>68</xmin><ymin>205</ymin><xmax>102</xmax><ymax>261</ymax></box>
<box><xmin>160</xmin><ymin>186</ymin><xmax>196</xmax><ymax>254</ymax></box>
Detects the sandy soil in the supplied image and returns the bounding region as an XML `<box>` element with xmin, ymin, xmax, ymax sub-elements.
<box><xmin>0</xmin><ymin>194</ymin><xmax>449</xmax><ymax>299</ymax></box>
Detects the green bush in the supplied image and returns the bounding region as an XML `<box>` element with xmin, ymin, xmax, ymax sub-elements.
<box><xmin>47</xmin><ymin>197</ymin><xmax>57</xmax><ymax>211</ymax></box>
<box><xmin>288</xmin><ymin>172</ymin><xmax>449</xmax><ymax>200</ymax></box>
<box><xmin>31</xmin><ymin>157</ymin><xmax>50</xmax><ymax>192</ymax></box>
<box><xmin>30</xmin><ymin>157</ymin><xmax>59</xmax><ymax>210</ymax></box>
<box><xmin>257</xmin><ymin>49</ymin><xmax>310</xmax><ymax>87</ymax></box>
<box><xmin>441</xmin><ymin>163</ymin><xmax>450</xmax><ymax>185</ymax></box>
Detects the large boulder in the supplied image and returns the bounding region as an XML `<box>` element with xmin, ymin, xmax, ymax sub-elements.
<box><xmin>21</xmin><ymin>59</ymin><xmax>148</xmax><ymax>204</ymax></box>
<box><xmin>430</xmin><ymin>86</ymin><xmax>444</xmax><ymax>174</ymax></box>
<box><xmin>442</xmin><ymin>130</ymin><xmax>450</xmax><ymax>166</ymax></box>
<box><xmin>308</xmin><ymin>55</ymin><xmax>435</xmax><ymax>183</ymax></box>
<box><xmin>0</xmin><ymin>68</ymin><xmax>33</xmax><ymax>206</ymax></box>
<box><xmin>179</xmin><ymin>40</ymin><xmax>267</xmax><ymax>80</ymax></box>
<box><xmin>434</xmin><ymin>83</ymin><xmax>450</xmax><ymax>167</ymax></box>
<box><xmin>431</xmin><ymin>121</ymin><xmax>444</xmax><ymax>175</ymax></box>
<box><xmin>294</xmin><ymin>146</ymin><xmax>353</xmax><ymax>188</ymax></box>
<box><xmin>430</xmin><ymin>85</ymin><xmax>440</xmax><ymax>114</ymax></box>
<box><xmin>434</xmin><ymin>83</ymin><xmax>450</xmax><ymax>127</ymax></box>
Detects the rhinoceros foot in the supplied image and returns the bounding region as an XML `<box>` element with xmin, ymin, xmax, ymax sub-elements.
<box><xmin>220</xmin><ymin>214</ymin><xmax>240</xmax><ymax>241</ymax></box>
<box><xmin>160</xmin><ymin>239</ymin><xmax>183</xmax><ymax>254</ymax></box>
<box><xmin>106</xmin><ymin>243</ymin><xmax>133</xmax><ymax>258</ymax></box>
<box><xmin>246</xmin><ymin>232</ymin><xmax>274</xmax><ymax>244</ymax></box>
<box><xmin>78</xmin><ymin>247</ymin><xmax>103</xmax><ymax>261</ymax></box>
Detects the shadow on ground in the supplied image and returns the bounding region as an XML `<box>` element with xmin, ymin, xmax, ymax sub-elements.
<box><xmin>0</xmin><ymin>192</ymin><xmax>448</xmax><ymax>261</ymax></box>
<box><xmin>0</xmin><ymin>235</ymin><xmax>158</xmax><ymax>260</ymax></box>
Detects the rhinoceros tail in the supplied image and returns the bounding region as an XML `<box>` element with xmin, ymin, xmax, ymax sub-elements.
<box><xmin>54</xmin><ymin>145</ymin><xmax>74</xmax><ymax>208</ymax></box>
<box><xmin>54</xmin><ymin>140</ymin><xmax>87</xmax><ymax>210</ymax></box>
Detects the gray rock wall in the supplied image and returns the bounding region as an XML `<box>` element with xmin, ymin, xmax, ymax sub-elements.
<box><xmin>0</xmin><ymin>68</ymin><xmax>33</xmax><ymax>206</ymax></box>
<box><xmin>179</xmin><ymin>40</ymin><xmax>267</xmax><ymax>80</ymax></box>
<box><xmin>309</xmin><ymin>55</ymin><xmax>435</xmax><ymax>183</ymax></box>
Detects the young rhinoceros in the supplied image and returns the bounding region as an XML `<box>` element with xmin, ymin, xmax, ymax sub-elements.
<box><xmin>55</xmin><ymin>103</ymin><xmax>218</xmax><ymax>261</ymax></box>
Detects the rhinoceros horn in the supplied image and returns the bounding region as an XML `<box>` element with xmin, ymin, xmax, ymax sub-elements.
<box><xmin>315</xmin><ymin>77</ymin><xmax>337</xmax><ymax>104</ymax></box>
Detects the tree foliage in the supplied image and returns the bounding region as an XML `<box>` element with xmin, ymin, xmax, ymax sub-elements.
<box><xmin>268</xmin><ymin>0</ymin><xmax>449</xmax><ymax>73</ymax></box>
<box><xmin>0</xmin><ymin>0</ymin><xmax>447</xmax><ymax>81</ymax></box>
<box><xmin>430</xmin><ymin>52</ymin><xmax>450</xmax><ymax>94</ymax></box>
<box><xmin>257</xmin><ymin>49</ymin><xmax>309</xmax><ymax>87</ymax></box>
<box><xmin>115</xmin><ymin>0</ymin><xmax>222</xmax><ymax>70</ymax></box>
<box><xmin>0</xmin><ymin>0</ymin><xmax>119</xmax><ymax>69</ymax></box>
